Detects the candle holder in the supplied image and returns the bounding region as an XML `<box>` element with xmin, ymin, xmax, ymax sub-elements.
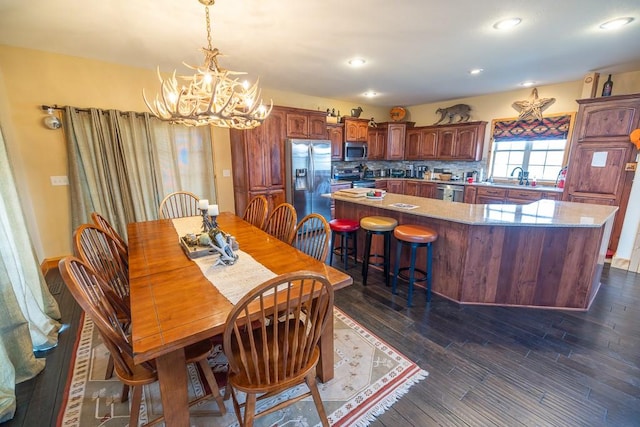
<box><xmin>200</xmin><ymin>208</ymin><xmax>217</xmax><ymax>231</ymax></box>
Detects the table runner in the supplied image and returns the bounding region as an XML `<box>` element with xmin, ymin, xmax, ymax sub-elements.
<box><xmin>172</xmin><ymin>217</ymin><xmax>277</xmax><ymax>304</ymax></box>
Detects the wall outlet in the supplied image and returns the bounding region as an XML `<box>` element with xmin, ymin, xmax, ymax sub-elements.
<box><xmin>50</xmin><ymin>175</ymin><xmax>69</xmax><ymax>186</ymax></box>
<box><xmin>223</xmin><ymin>169</ymin><xmax>231</xmax><ymax>177</ymax></box>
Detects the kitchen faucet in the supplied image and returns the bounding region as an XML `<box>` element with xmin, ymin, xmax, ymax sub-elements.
<box><xmin>510</xmin><ymin>166</ymin><xmax>529</xmax><ymax>185</ymax></box>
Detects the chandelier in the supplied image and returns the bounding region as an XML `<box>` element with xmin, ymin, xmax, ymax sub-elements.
<box><xmin>143</xmin><ymin>0</ymin><xmax>272</xmax><ymax>129</ymax></box>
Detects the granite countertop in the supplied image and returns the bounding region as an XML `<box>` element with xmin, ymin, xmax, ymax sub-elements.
<box><xmin>374</xmin><ymin>177</ymin><xmax>563</xmax><ymax>193</ymax></box>
<box><xmin>329</xmin><ymin>192</ymin><xmax>617</xmax><ymax>227</ymax></box>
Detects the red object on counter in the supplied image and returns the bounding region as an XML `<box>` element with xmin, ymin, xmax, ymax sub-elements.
<box><xmin>557</xmin><ymin>168</ymin><xmax>567</xmax><ymax>189</ymax></box>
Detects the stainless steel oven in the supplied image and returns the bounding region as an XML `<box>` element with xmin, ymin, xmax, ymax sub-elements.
<box><xmin>344</xmin><ymin>142</ymin><xmax>368</xmax><ymax>161</ymax></box>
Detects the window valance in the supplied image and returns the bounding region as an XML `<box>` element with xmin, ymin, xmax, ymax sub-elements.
<box><xmin>493</xmin><ymin>115</ymin><xmax>572</xmax><ymax>141</ymax></box>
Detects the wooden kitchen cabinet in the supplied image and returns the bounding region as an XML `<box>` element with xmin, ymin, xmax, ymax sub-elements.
<box><xmin>563</xmin><ymin>93</ymin><xmax>640</xmax><ymax>252</ymax></box>
<box><xmin>463</xmin><ymin>185</ymin><xmax>477</xmax><ymax>204</ymax></box>
<box><xmin>327</xmin><ymin>123</ymin><xmax>344</xmax><ymax>160</ymax></box>
<box><xmin>418</xmin><ymin>182</ymin><xmax>437</xmax><ymax>198</ymax></box>
<box><xmin>404</xmin><ymin>180</ymin><xmax>420</xmax><ymax>196</ymax></box>
<box><xmin>344</xmin><ymin>118</ymin><xmax>369</xmax><ymax>142</ymax></box>
<box><xmin>231</xmin><ymin>107</ymin><xmax>288</xmax><ymax>215</ymax></box>
<box><xmin>405</xmin><ymin>121</ymin><xmax>485</xmax><ymax>161</ymax></box>
<box><xmin>285</xmin><ymin>108</ymin><xmax>327</xmax><ymax>139</ymax></box>
<box><xmin>368</xmin><ymin>122</ymin><xmax>409</xmax><ymax>160</ymax></box>
<box><xmin>386</xmin><ymin>180</ymin><xmax>404</xmax><ymax>194</ymax></box>
<box><xmin>367</xmin><ymin>128</ymin><xmax>386</xmax><ymax>160</ymax></box>
<box><xmin>375</xmin><ymin>180</ymin><xmax>387</xmax><ymax>190</ymax></box>
<box><xmin>475</xmin><ymin>186</ymin><xmax>507</xmax><ymax>204</ymax></box>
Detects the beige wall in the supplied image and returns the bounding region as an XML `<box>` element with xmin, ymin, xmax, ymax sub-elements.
<box><xmin>0</xmin><ymin>45</ymin><xmax>386</xmax><ymax>261</ymax></box>
<box><xmin>1</xmin><ymin>45</ymin><xmax>639</xmax><ymax>265</ymax></box>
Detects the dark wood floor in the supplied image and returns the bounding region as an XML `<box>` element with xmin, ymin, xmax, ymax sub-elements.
<box><xmin>5</xmin><ymin>261</ymin><xmax>640</xmax><ymax>426</ymax></box>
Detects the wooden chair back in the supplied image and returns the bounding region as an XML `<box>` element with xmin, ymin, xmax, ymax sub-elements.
<box><xmin>158</xmin><ymin>190</ymin><xmax>200</xmax><ymax>219</ymax></box>
<box><xmin>222</xmin><ymin>271</ymin><xmax>333</xmax><ymax>426</ymax></box>
<box><xmin>91</xmin><ymin>211</ymin><xmax>128</xmax><ymax>256</ymax></box>
<box><xmin>58</xmin><ymin>257</ymin><xmax>152</xmax><ymax>377</ymax></box>
<box><xmin>242</xmin><ymin>195</ymin><xmax>269</xmax><ymax>229</ymax></box>
<box><xmin>293</xmin><ymin>213</ymin><xmax>330</xmax><ymax>262</ymax></box>
<box><xmin>73</xmin><ymin>224</ymin><xmax>130</xmax><ymax>317</ymax></box>
<box><xmin>264</xmin><ymin>203</ymin><xmax>297</xmax><ymax>244</ymax></box>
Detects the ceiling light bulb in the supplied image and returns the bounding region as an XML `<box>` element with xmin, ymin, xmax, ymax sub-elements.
<box><xmin>363</xmin><ymin>91</ymin><xmax>377</xmax><ymax>97</ymax></box>
<box><xmin>599</xmin><ymin>17</ymin><xmax>634</xmax><ymax>30</ymax></box>
<box><xmin>348</xmin><ymin>58</ymin><xmax>366</xmax><ymax>67</ymax></box>
<box><xmin>493</xmin><ymin>18</ymin><xmax>522</xmax><ymax>30</ymax></box>
<box><xmin>521</xmin><ymin>81</ymin><xmax>535</xmax><ymax>87</ymax></box>
<box><xmin>469</xmin><ymin>68</ymin><xmax>484</xmax><ymax>75</ymax></box>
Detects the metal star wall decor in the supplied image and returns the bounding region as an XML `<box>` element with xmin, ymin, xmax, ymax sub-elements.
<box><xmin>512</xmin><ymin>88</ymin><xmax>556</xmax><ymax>121</ymax></box>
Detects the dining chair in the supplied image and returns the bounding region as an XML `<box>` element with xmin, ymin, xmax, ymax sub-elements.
<box><xmin>73</xmin><ymin>224</ymin><xmax>130</xmax><ymax>310</ymax></box>
<box><xmin>263</xmin><ymin>202</ymin><xmax>297</xmax><ymax>244</ymax></box>
<box><xmin>58</xmin><ymin>256</ymin><xmax>227</xmax><ymax>426</ymax></box>
<box><xmin>293</xmin><ymin>213</ymin><xmax>330</xmax><ymax>262</ymax></box>
<box><xmin>222</xmin><ymin>271</ymin><xmax>334</xmax><ymax>427</ymax></box>
<box><xmin>158</xmin><ymin>190</ymin><xmax>200</xmax><ymax>219</ymax></box>
<box><xmin>91</xmin><ymin>211</ymin><xmax>128</xmax><ymax>257</ymax></box>
<box><xmin>242</xmin><ymin>195</ymin><xmax>269</xmax><ymax>229</ymax></box>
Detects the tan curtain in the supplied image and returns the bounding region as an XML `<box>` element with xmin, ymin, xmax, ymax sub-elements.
<box><xmin>0</xmin><ymin>127</ymin><xmax>61</xmax><ymax>422</ymax></box>
<box><xmin>63</xmin><ymin>107</ymin><xmax>215</xmax><ymax>240</ymax></box>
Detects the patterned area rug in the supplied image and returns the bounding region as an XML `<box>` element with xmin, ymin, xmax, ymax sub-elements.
<box><xmin>57</xmin><ymin>308</ymin><xmax>428</xmax><ymax>427</ymax></box>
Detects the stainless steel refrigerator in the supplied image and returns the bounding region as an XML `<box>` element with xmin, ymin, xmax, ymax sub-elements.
<box><xmin>285</xmin><ymin>139</ymin><xmax>332</xmax><ymax>222</ymax></box>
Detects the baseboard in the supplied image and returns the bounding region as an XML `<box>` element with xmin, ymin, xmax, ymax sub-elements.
<box><xmin>610</xmin><ymin>256</ymin><xmax>630</xmax><ymax>271</ymax></box>
<box><xmin>41</xmin><ymin>257</ymin><xmax>63</xmax><ymax>275</ymax></box>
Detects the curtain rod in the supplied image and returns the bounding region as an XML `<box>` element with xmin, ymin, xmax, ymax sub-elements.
<box><xmin>41</xmin><ymin>104</ymin><xmax>149</xmax><ymax>118</ymax></box>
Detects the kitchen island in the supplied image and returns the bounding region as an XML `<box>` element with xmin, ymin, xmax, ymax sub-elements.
<box><xmin>332</xmin><ymin>192</ymin><xmax>617</xmax><ymax>310</ymax></box>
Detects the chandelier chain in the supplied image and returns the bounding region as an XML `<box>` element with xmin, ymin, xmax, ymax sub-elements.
<box><xmin>205</xmin><ymin>5</ymin><xmax>213</xmax><ymax>53</ymax></box>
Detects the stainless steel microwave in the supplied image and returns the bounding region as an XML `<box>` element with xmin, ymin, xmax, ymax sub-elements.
<box><xmin>344</xmin><ymin>141</ymin><xmax>368</xmax><ymax>161</ymax></box>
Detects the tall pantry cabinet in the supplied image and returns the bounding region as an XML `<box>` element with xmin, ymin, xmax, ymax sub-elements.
<box><xmin>563</xmin><ymin>93</ymin><xmax>640</xmax><ymax>252</ymax></box>
<box><xmin>230</xmin><ymin>108</ymin><xmax>287</xmax><ymax>216</ymax></box>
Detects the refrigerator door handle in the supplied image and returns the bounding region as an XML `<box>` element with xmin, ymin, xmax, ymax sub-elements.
<box><xmin>309</xmin><ymin>144</ymin><xmax>315</xmax><ymax>191</ymax></box>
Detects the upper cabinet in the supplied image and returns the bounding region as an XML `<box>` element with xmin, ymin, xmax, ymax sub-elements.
<box><xmin>285</xmin><ymin>108</ymin><xmax>327</xmax><ymax>139</ymax></box>
<box><xmin>327</xmin><ymin>124</ymin><xmax>344</xmax><ymax>160</ymax></box>
<box><xmin>344</xmin><ymin>118</ymin><xmax>369</xmax><ymax>142</ymax></box>
<box><xmin>368</xmin><ymin>122</ymin><xmax>410</xmax><ymax>161</ymax></box>
<box><xmin>405</xmin><ymin>121</ymin><xmax>486</xmax><ymax>161</ymax></box>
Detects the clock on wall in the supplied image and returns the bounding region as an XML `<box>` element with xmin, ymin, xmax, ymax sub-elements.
<box><xmin>389</xmin><ymin>106</ymin><xmax>406</xmax><ymax>122</ymax></box>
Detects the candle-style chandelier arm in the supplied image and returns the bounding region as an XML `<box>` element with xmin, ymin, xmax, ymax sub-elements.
<box><xmin>142</xmin><ymin>0</ymin><xmax>271</xmax><ymax>129</ymax></box>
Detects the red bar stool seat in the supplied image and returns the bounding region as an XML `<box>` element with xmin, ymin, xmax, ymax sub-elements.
<box><xmin>392</xmin><ymin>224</ymin><xmax>438</xmax><ymax>306</ymax></box>
<box><xmin>360</xmin><ymin>216</ymin><xmax>398</xmax><ymax>287</ymax></box>
<box><xmin>329</xmin><ymin>219</ymin><xmax>359</xmax><ymax>270</ymax></box>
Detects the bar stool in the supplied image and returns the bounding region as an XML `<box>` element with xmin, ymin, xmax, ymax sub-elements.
<box><xmin>392</xmin><ymin>224</ymin><xmax>438</xmax><ymax>306</ymax></box>
<box><xmin>329</xmin><ymin>219</ymin><xmax>359</xmax><ymax>270</ymax></box>
<box><xmin>360</xmin><ymin>216</ymin><xmax>398</xmax><ymax>287</ymax></box>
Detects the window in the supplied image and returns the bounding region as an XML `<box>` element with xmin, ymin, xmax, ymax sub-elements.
<box><xmin>489</xmin><ymin>114</ymin><xmax>574</xmax><ymax>182</ymax></box>
<box><xmin>491</xmin><ymin>138</ymin><xmax>567</xmax><ymax>181</ymax></box>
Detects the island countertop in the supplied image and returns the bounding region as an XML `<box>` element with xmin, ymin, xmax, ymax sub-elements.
<box><xmin>328</xmin><ymin>192</ymin><xmax>617</xmax><ymax>227</ymax></box>
<box><xmin>332</xmin><ymin>192</ymin><xmax>616</xmax><ymax>310</ymax></box>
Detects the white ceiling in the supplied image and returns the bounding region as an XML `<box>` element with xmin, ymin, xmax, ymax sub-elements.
<box><xmin>1</xmin><ymin>0</ymin><xmax>639</xmax><ymax>108</ymax></box>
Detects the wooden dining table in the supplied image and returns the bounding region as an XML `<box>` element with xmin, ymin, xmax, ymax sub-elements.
<box><xmin>127</xmin><ymin>212</ymin><xmax>352</xmax><ymax>427</ymax></box>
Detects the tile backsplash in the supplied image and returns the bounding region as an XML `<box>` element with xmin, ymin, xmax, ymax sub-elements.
<box><xmin>333</xmin><ymin>160</ymin><xmax>487</xmax><ymax>180</ymax></box>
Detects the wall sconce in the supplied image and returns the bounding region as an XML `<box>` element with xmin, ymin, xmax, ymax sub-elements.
<box><xmin>41</xmin><ymin>105</ymin><xmax>61</xmax><ymax>130</ymax></box>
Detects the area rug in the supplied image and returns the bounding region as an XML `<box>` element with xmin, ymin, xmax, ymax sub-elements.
<box><xmin>57</xmin><ymin>308</ymin><xmax>428</xmax><ymax>427</ymax></box>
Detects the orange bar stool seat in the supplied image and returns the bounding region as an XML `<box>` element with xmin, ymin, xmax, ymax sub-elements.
<box><xmin>392</xmin><ymin>224</ymin><xmax>438</xmax><ymax>306</ymax></box>
<box><xmin>360</xmin><ymin>216</ymin><xmax>398</xmax><ymax>287</ymax></box>
<box><xmin>329</xmin><ymin>219</ymin><xmax>360</xmax><ymax>270</ymax></box>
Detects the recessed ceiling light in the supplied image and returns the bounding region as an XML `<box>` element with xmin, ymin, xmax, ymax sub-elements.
<box><xmin>469</xmin><ymin>68</ymin><xmax>484</xmax><ymax>75</ymax></box>
<box><xmin>599</xmin><ymin>17</ymin><xmax>634</xmax><ymax>30</ymax></box>
<box><xmin>493</xmin><ymin>18</ymin><xmax>522</xmax><ymax>30</ymax></box>
<box><xmin>521</xmin><ymin>81</ymin><xmax>535</xmax><ymax>87</ymax></box>
<box><xmin>363</xmin><ymin>91</ymin><xmax>377</xmax><ymax>97</ymax></box>
<box><xmin>348</xmin><ymin>58</ymin><xmax>366</xmax><ymax>67</ymax></box>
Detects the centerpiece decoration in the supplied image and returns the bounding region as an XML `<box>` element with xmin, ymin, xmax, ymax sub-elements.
<box><xmin>181</xmin><ymin>199</ymin><xmax>239</xmax><ymax>265</ymax></box>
